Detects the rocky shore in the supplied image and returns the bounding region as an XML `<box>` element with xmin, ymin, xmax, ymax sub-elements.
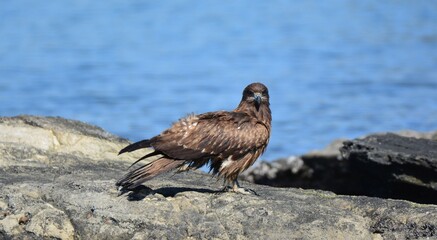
<box><xmin>242</xmin><ymin>131</ymin><xmax>437</xmax><ymax>205</ymax></box>
<box><xmin>1</xmin><ymin>115</ymin><xmax>436</xmax><ymax>239</ymax></box>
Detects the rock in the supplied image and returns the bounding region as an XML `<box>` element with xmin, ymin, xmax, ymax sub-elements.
<box><xmin>302</xmin><ymin>138</ymin><xmax>346</xmax><ymax>160</ymax></box>
<box><xmin>26</xmin><ymin>208</ymin><xmax>75</xmax><ymax>240</ymax></box>
<box><xmin>1</xmin><ymin>115</ymin><xmax>437</xmax><ymax>239</ymax></box>
<box><xmin>241</xmin><ymin>156</ymin><xmax>306</xmax><ymax>184</ymax></box>
<box><xmin>395</xmin><ymin>130</ymin><xmax>437</xmax><ymax>141</ymax></box>
<box><xmin>243</xmin><ymin>131</ymin><xmax>437</xmax><ymax>205</ymax></box>
<box><xmin>341</xmin><ymin>133</ymin><xmax>437</xmax><ymax>169</ymax></box>
<box><xmin>241</xmin><ymin>139</ymin><xmax>353</xmax><ymax>194</ymax></box>
<box><xmin>340</xmin><ymin>133</ymin><xmax>437</xmax><ymax>203</ymax></box>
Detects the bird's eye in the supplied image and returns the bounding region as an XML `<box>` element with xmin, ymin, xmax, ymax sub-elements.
<box><xmin>244</xmin><ymin>89</ymin><xmax>252</xmax><ymax>96</ymax></box>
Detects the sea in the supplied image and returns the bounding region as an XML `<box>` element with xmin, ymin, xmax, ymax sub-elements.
<box><xmin>1</xmin><ymin>0</ymin><xmax>436</xmax><ymax>161</ymax></box>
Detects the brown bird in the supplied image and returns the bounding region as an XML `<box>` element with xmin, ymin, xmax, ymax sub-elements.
<box><xmin>116</xmin><ymin>82</ymin><xmax>271</xmax><ymax>194</ymax></box>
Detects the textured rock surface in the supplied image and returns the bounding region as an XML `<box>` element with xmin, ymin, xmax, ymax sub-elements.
<box><xmin>241</xmin><ymin>139</ymin><xmax>352</xmax><ymax>194</ymax></box>
<box><xmin>340</xmin><ymin>133</ymin><xmax>437</xmax><ymax>204</ymax></box>
<box><xmin>1</xmin><ymin>116</ymin><xmax>437</xmax><ymax>239</ymax></box>
<box><xmin>242</xmin><ymin>132</ymin><xmax>437</xmax><ymax>205</ymax></box>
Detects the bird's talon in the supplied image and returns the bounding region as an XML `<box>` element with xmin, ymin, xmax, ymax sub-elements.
<box><xmin>233</xmin><ymin>187</ymin><xmax>259</xmax><ymax>195</ymax></box>
<box><xmin>217</xmin><ymin>185</ymin><xmax>259</xmax><ymax>195</ymax></box>
<box><xmin>214</xmin><ymin>186</ymin><xmax>230</xmax><ymax>195</ymax></box>
<box><xmin>246</xmin><ymin>188</ymin><xmax>260</xmax><ymax>196</ymax></box>
<box><xmin>221</xmin><ymin>186</ymin><xmax>232</xmax><ymax>192</ymax></box>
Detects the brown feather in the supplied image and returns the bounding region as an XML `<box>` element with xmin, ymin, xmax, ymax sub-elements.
<box><xmin>116</xmin><ymin>82</ymin><xmax>272</xmax><ymax>191</ymax></box>
<box><xmin>118</xmin><ymin>139</ymin><xmax>152</xmax><ymax>155</ymax></box>
<box><xmin>116</xmin><ymin>158</ymin><xmax>185</xmax><ymax>190</ymax></box>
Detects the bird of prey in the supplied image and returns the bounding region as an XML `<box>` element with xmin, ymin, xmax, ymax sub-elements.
<box><xmin>116</xmin><ymin>82</ymin><xmax>271</xmax><ymax>194</ymax></box>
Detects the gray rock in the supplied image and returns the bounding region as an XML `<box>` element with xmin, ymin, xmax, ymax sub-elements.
<box><xmin>240</xmin><ymin>139</ymin><xmax>353</xmax><ymax>194</ymax></box>
<box><xmin>395</xmin><ymin>130</ymin><xmax>437</xmax><ymax>141</ymax></box>
<box><xmin>302</xmin><ymin>138</ymin><xmax>346</xmax><ymax>160</ymax></box>
<box><xmin>241</xmin><ymin>156</ymin><xmax>306</xmax><ymax>183</ymax></box>
<box><xmin>341</xmin><ymin>133</ymin><xmax>437</xmax><ymax>169</ymax></box>
<box><xmin>242</xmin><ymin>131</ymin><xmax>437</xmax><ymax>205</ymax></box>
<box><xmin>1</xmin><ymin>115</ymin><xmax>437</xmax><ymax>239</ymax></box>
<box><xmin>340</xmin><ymin>133</ymin><xmax>437</xmax><ymax>203</ymax></box>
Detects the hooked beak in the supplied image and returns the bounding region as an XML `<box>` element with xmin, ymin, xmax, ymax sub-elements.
<box><xmin>254</xmin><ymin>93</ymin><xmax>262</xmax><ymax>110</ymax></box>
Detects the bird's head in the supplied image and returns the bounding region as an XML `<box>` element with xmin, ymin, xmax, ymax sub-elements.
<box><xmin>241</xmin><ymin>82</ymin><xmax>270</xmax><ymax>111</ymax></box>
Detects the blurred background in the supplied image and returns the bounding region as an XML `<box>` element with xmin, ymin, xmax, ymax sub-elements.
<box><xmin>0</xmin><ymin>0</ymin><xmax>436</xmax><ymax>161</ymax></box>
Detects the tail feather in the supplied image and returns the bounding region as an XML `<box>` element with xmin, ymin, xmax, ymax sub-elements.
<box><xmin>116</xmin><ymin>158</ymin><xmax>185</xmax><ymax>190</ymax></box>
<box><xmin>119</xmin><ymin>139</ymin><xmax>152</xmax><ymax>155</ymax></box>
<box><xmin>129</xmin><ymin>151</ymin><xmax>162</xmax><ymax>168</ymax></box>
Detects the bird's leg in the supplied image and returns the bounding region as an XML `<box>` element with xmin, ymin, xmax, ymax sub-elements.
<box><xmin>217</xmin><ymin>179</ymin><xmax>258</xmax><ymax>195</ymax></box>
<box><xmin>230</xmin><ymin>179</ymin><xmax>259</xmax><ymax>195</ymax></box>
<box><xmin>220</xmin><ymin>179</ymin><xmax>232</xmax><ymax>192</ymax></box>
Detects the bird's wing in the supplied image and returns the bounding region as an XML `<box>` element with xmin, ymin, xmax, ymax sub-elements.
<box><xmin>150</xmin><ymin>111</ymin><xmax>269</xmax><ymax>161</ymax></box>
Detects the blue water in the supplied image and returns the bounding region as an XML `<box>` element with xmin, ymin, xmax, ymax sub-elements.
<box><xmin>1</xmin><ymin>1</ymin><xmax>436</xmax><ymax>160</ymax></box>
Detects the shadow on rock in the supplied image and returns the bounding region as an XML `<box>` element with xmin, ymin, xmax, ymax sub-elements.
<box><xmin>155</xmin><ymin>186</ymin><xmax>217</xmax><ymax>197</ymax></box>
<box><xmin>123</xmin><ymin>185</ymin><xmax>217</xmax><ymax>200</ymax></box>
